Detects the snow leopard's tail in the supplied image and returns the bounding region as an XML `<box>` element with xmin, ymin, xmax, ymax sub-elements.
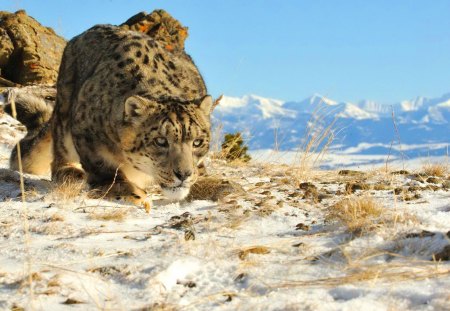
<box><xmin>4</xmin><ymin>90</ymin><xmax>54</xmax><ymax>175</ymax></box>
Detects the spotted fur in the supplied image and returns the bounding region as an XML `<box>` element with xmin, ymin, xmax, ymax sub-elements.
<box><xmin>10</xmin><ymin>25</ymin><xmax>212</xmax><ymax>203</ymax></box>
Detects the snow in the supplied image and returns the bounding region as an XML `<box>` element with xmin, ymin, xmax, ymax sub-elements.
<box><xmin>249</xmin><ymin>148</ymin><xmax>449</xmax><ymax>171</ymax></box>
<box><xmin>214</xmin><ymin>92</ymin><xmax>450</xmax><ymax>151</ymax></box>
<box><xmin>1</xmin><ymin>101</ymin><xmax>450</xmax><ymax>310</ymax></box>
<box><xmin>335</xmin><ymin>103</ymin><xmax>379</xmax><ymax>120</ymax></box>
<box><xmin>216</xmin><ymin>95</ymin><xmax>295</xmax><ymax>119</ymax></box>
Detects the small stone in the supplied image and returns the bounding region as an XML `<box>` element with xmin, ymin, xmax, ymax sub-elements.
<box><xmin>434</xmin><ymin>245</ymin><xmax>450</xmax><ymax>261</ymax></box>
<box><xmin>391</xmin><ymin>170</ymin><xmax>410</xmax><ymax>175</ymax></box>
<box><xmin>345</xmin><ymin>182</ymin><xmax>369</xmax><ymax>194</ymax></box>
<box><xmin>234</xmin><ymin>273</ymin><xmax>247</xmax><ymax>282</ymax></box>
<box><xmin>315</xmin><ymin>193</ymin><xmax>330</xmax><ymax>202</ymax></box>
<box><xmin>187</xmin><ymin>177</ymin><xmax>244</xmax><ymax>201</ymax></box>
<box><xmin>292</xmin><ymin>242</ymin><xmax>304</xmax><ymax>247</ymax></box>
<box><xmin>299</xmin><ymin>182</ymin><xmax>317</xmax><ymax>191</ymax></box>
<box><xmin>288</xmin><ymin>191</ymin><xmax>301</xmax><ymax>198</ymax></box>
<box><xmin>62</xmin><ymin>298</ymin><xmax>84</xmax><ymax>305</ymax></box>
<box><xmin>338</xmin><ymin>170</ymin><xmax>364</xmax><ymax>176</ymax></box>
<box><xmin>408</xmin><ymin>186</ymin><xmax>422</xmax><ymax>192</ymax></box>
<box><xmin>295</xmin><ymin>223</ymin><xmax>310</xmax><ymax>231</ymax></box>
<box><xmin>426</xmin><ymin>177</ymin><xmax>441</xmax><ymax>184</ymax></box>
<box><xmin>405</xmin><ymin>230</ymin><xmax>435</xmax><ymax>238</ymax></box>
<box><xmin>410</xmin><ymin>174</ymin><xmax>427</xmax><ymax>183</ymax></box>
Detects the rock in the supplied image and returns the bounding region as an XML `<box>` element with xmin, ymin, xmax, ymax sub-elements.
<box><xmin>338</xmin><ymin>170</ymin><xmax>364</xmax><ymax>177</ymax></box>
<box><xmin>434</xmin><ymin>245</ymin><xmax>450</xmax><ymax>261</ymax></box>
<box><xmin>404</xmin><ymin>230</ymin><xmax>436</xmax><ymax>238</ymax></box>
<box><xmin>0</xmin><ymin>10</ymin><xmax>67</xmax><ymax>86</ymax></box>
<box><xmin>0</xmin><ymin>28</ymin><xmax>14</xmax><ymax>67</ymax></box>
<box><xmin>299</xmin><ymin>182</ymin><xmax>316</xmax><ymax>191</ymax></box>
<box><xmin>186</xmin><ymin>177</ymin><xmax>244</xmax><ymax>201</ymax></box>
<box><xmin>120</xmin><ymin>9</ymin><xmax>188</xmax><ymax>53</ymax></box>
<box><xmin>317</xmin><ymin>193</ymin><xmax>332</xmax><ymax>201</ymax></box>
<box><xmin>403</xmin><ymin>193</ymin><xmax>422</xmax><ymax>201</ymax></box>
<box><xmin>410</xmin><ymin>174</ymin><xmax>427</xmax><ymax>183</ymax></box>
<box><xmin>345</xmin><ymin>182</ymin><xmax>369</xmax><ymax>194</ymax></box>
<box><xmin>408</xmin><ymin>185</ymin><xmax>422</xmax><ymax>192</ymax></box>
<box><xmin>443</xmin><ymin>180</ymin><xmax>450</xmax><ymax>189</ymax></box>
<box><xmin>295</xmin><ymin>223</ymin><xmax>310</xmax><ymax>231</ymax></box>
<box><xmin>426</xmin><ymin>177</ymin><xmax>441</xmax><ymax>184</ymax></box>
<box><xmin>299</xmin><ymin>182</ymin><xmax>319</xmax><ymax>202</ymax></box>
<box><xmin>391</xmin><ymin>170</ymin><xmax>410</xmax><ymax>175</ymax></box>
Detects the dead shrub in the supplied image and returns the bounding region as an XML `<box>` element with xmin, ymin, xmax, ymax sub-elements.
<box><xmin>328</xmin><ymin>196</ymin><xmax>383</xmax><ymax>234</ymax></box>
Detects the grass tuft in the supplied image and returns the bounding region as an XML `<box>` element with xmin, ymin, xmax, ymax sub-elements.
<box><xmin>328</xmin><ymin>196</ymin><xmax>383</xmax><ymax>234</ymax></box>
<box><xmin>421</xmin><ymin>162</ymin><xmax>448</xmax><ymax>177</ymax></box>
<box><xmin>293</xmin><ymin>102</ymin><xmax>337</xmax><ymax>182</ymax></box>
<box><xmin>88</xmin><ymin>208</ymin><xmax>129</xmax><ymax>222</ymax></box>
<box><xmin>50</xmin><ymin>179</ymin><xmax>86</xmax><ymax>201</ymax></box>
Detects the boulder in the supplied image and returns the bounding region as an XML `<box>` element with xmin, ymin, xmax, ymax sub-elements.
<box><xmin>0</xmin><ymin>10</ymin><xmax>67</xmax><ymax>86</ymax></box>
<box><xmin>120</xmin><ymin>9</ymin><xmax>188</xmax><ymax>52</ymax></box>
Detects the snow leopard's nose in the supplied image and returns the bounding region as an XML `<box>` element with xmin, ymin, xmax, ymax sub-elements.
<box><xmin>174</xmin><ymin>169</ymin><xmax>192</xmax><ymax>182</ymax></box>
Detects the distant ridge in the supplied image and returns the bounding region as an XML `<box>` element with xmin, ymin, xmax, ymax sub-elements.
<box><xmin>213</xmin><ymin>93</ymin><xmax>450</xmax><ymax>156</ymax></box>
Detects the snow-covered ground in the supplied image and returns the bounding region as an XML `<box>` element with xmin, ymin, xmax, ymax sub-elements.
<box><xmin>249</xmin><ymin>149</ymin><xmax>449</xmax><ymax>171</ymax></box>
<box><xmin>1</xmin><ymin>107</ymin><xmax>449</xmax><ymax>310</ymax></box>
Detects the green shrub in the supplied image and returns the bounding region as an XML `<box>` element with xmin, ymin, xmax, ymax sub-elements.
<box><xmin>221</xmin><ymin>132</ymin><xmax>251</xmax><ymax>162</ymax></box>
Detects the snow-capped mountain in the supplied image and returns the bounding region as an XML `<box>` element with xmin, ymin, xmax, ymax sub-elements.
<box><xmin>212</xmin><ymin>93</ymin><xmax>450</xmax><ymax>156</ymax></box>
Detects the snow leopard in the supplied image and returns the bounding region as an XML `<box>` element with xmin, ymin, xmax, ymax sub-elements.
<box><xmin>8</xmin><ymin>24</ymin><xmax>212</xmax><ymax>206</ymax></box>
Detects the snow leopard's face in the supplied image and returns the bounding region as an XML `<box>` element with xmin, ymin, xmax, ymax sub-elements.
<box><xmin>121</xmin><ymin>95</ymin><xmax>212</xmax><ymax>200</ymax></box>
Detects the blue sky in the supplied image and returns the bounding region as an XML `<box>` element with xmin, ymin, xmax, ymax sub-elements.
<box><xmin>4</xmin><ymin>0</ymin><xmax>450</xmax><ymax>103</ymax></box>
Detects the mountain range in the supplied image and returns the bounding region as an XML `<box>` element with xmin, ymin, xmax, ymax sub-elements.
<box><xmin>212</xmin><ymin>93</ymin><xmax>450</xmax><ymax>156</ymax></box>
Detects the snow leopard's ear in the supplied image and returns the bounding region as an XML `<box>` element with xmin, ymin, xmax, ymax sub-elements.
<box><xmin>124</xmin><ymin>96</ymin><xmax>158</xmax><ymax>123</ymax></box>
<box><xmin>196</xmin><ymin>95</ymin><xmax>213</xmax><ymax>116</ymax></box>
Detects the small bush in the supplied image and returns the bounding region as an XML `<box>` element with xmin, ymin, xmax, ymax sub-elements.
<box><xmin>221</xmin><ymin>132</ymin><xmax>251</xmax><ymax>162</ymax></box>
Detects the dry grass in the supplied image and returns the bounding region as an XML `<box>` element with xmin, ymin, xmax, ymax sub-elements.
<box><xmin>44</xmin><ymin>213</ymin><xmax>65</xmax><ymax>222</ymax></box>
<box><xmin>238</xmin><ymin>246</ymin><xmax>271</xmax><ymax>260</ymax></box>
<box><xmin>421</xmin><ymin>162</ymin><xmax>448</xmax><ymax>177</ymax></box>
<box><xmin>7</xmin><ymin>88</ymin><xmax>35</xmax><ymax>303</ymax></box>
<box><xmin>88</xmin><ymin>208</ymin><xmax>129</xmax><ymax>222</ymax></box>
<box><xmin>270</xmin><ymin>262</ymin><xmax>450</xmax><ymax>289</ymax></box>
<box><xmin>328</xmin><ymin>196</ymin><xmax>383</xmax><ymax>233</ymax></box>
<box><xmin>210</xmin><ymin>122</ymin><xmax>224</xmax><ymax>155</ymax></box>
<box><xmin>50</xmin><ymin>179</ymin><xmax>86</xmax><ymax>201</ymax></box>
<box><xmin>293</xmin><ymin>103</ymin><xmax>337</xmax><ymax>182</ymax></box>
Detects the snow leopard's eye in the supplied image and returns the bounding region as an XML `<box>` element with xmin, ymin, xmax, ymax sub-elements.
<box><xmin>193</xmin><ymin>139</ymin><xmax>203</xmax><ymax>148</ymax></box>
<box><xmin>154</xmin><ymin>137</ymin><xmax>168</xmax><ymax>147</ymax></box>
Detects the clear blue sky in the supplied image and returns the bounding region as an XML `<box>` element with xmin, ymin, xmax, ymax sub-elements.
<box><xmin>3</xmin><ymin>0</ymin><xmax>450</xmax><ymax>103</ymax></box>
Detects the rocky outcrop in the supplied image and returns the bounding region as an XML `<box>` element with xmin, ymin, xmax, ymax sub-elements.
<box><xmin>0</xmin><ymin>10</ymin><xmax>67</xmax><ymax>86</ymax></box>
<box><xmin>120</xmin><ymin>10</ymin><xmax>188</xmax><ymax>53</ymax></box>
